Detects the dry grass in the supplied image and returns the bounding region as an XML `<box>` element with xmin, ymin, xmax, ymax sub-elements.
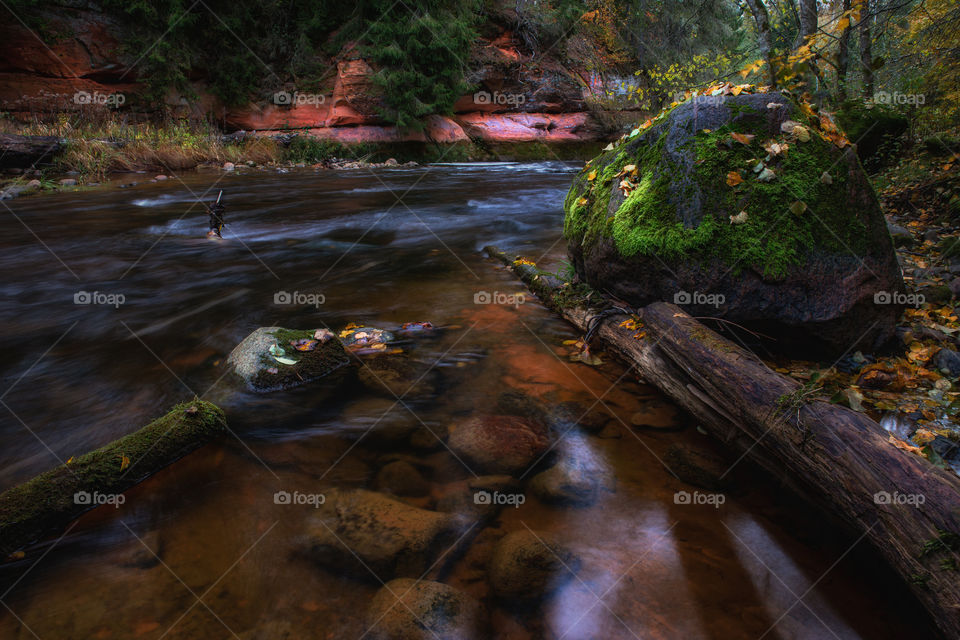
<box><xmin>0</xmin><ymin>110</ymin><xmax>287</xmax><ymax>180</ymax></box>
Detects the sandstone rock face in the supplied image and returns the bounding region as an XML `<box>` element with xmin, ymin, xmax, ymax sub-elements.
<box><xmin>0</xmin><ymin>8</ymin><xmax>613</xmax><ymax>146</ymax></box>
<box><xmin>564</xmin><ymin>92</ymin><xmax>905</xmax><ymax>354</ymax></box>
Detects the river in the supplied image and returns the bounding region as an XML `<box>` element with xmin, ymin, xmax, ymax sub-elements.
<box><xmin>0</xmin><ymin>162</ymin><xmax>930</xmax><ymax>638</ymax></box>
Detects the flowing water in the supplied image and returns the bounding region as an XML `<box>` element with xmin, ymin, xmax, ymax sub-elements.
<box><xmin>0</xmin><ymin>162</ymin><xmax>931</xmax><ymax>639</ymax></box>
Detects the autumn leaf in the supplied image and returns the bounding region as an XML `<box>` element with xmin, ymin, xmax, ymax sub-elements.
<box><xmin>66</xmin><ymin>456</ymin><xmax>74</xmax><ymax>465</ymax></box>
<box><xmin>820</xmin><ymin>171</ymin><xmax>833</xmax><ymax>185</ymax></box>
<box><xmin>789</xmin><ymin>201</ymin><xmax>808</xmax><ymax>215</ymax></box>
<box><xmin>730</xmin><ymin>132</ymin><xmax>755</xmax><ymax>146</ymax></box>
<box><xmin>889</xmin><ymin>435</ymin><xmax>923</xmax><ymax>455</ymax></box>
<box><xmin>757</xmin><ymin>167</ymin><xmax>777</xmax><ymax>182</ymax></box>
<box><xmin>726</xmin><ymin>171</ymin><xmax>744</xmax><ymax>186</ymax></box>
<box><xmin>587</xmin><ymin>170</ymin><xmax>596</xmax><ymax>181</ymax></box>
<box><xmin>764</xmin><ymin>141</ymin><xmax>789</xmax><ymax>156</ymax></box>
<box><xmin>793</xmin><ymin>125</ymin><xmax>811</xmax><ymax>142</ymax></box>
<box><xmin>730</xmin><ymin>211</ymin><xmax>749</xmax><ymax>224</ymax></box>
<box><xmin>120</xmin><ymin>454</ymin><xmax>130</xmax><ymax>471</ymax></box>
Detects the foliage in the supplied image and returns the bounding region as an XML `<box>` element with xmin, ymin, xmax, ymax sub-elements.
<box><xmin>360</xmin><ymin>0</ymin><xmax>480</xmax><ymax>129</ymax></box>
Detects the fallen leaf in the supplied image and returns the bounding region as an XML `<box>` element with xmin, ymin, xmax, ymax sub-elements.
<box><xmin>793</xmin><ymin>125</ymin><xmax>811</xmax><ymax>142</ymax></box>
<box><xmin>889</xmin><ymin>434</ymin><xmax>923</xmax><ymax>455</ymax></box>
<box><xmin>290</xmin><ymin>338</ymin><xmax>318</xmax><ymax>352</ymax></box>
<box><xmin>120</xmin><ymin>454</ymin><xmax>130</xmax><ymax>471</ymax></box>
<box><xmin>587</xmin><ymin>170</ymin><xmax>597</xmax><ymax>181</ymax></box>
<box><xmin>767</xmin><ymin>102</ymin><xmax>782</xmax><ymax>109</ymax></box>
<box><xmin>789</xmin><ymin>201</ymin><xmax>808</xmax><ymax>215</ymax></box>
<box><xmin>730</xmin><ymin>210</ymin><xmax>749</xmax><ymax>224</ymax></box>
<box><xmin>730</xmin><ymin>132</ymin><xmax>755</xmax><ymax>146</ymax></box>
<box><xmin>780</xmin><ymin>120</ymin><xmax>802</xmax><ymax>134</ymax></box>
<box><xmin>726</xmin><ymin>171</ymin><xmax>744</xmax><ymax>186</ymax></box>
<box><xmin>603</xmin><ymin>143</ymin><xmax>614</xmax><ymax>151</ymax></box>
<box><xmin>820</xmin><ymin>171</ymin><xmax>833</xmax><ymax>185</ymax></box>
<box><xmin>757</xmin><ymin>167</ymin><xmax>777</xmax><ymax>182</ymax></box>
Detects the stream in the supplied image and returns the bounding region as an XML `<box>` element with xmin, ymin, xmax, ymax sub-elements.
<box><xmin>0</xmin><ymin>162</ymin><xmax>932</xmax><ymax>639</ymax></box>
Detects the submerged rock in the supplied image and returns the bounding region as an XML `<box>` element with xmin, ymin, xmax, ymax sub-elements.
<box><xmin>366</xmin><ymin>579</ymin><xmax>484</xmax><ymax>640</ymax></box>
<box><xmin>488</xmin><ymin>530</ymin><xmax>577</xmax><ymax>601</ymax></box>
<box><xmin>307</xmin><ymin>489</ymin><xmax>457</xmax><ymax>579</ymax></box>
<box><xmin>375</xmin><ymin>460</ymin><xmax>430</xmax><ymax>497</ymax></box>
<box><xmin>665</xmin><ymin>443</ymin><xmax>732</xmax><ymax>490</ymax></box>
<box><xmin>564</xmin><ymin>92</ymin><xmax>904</xmax><ymax>354</ymax></box>
<box><xmin>447</xmin><ymin>415</ymin><xmax>550</xmax><ymax>475</ymax></box>
<box><xmin>227</xmin><ymin>326</ymin><xmax>352</xmax><ymax>393</ymax></box>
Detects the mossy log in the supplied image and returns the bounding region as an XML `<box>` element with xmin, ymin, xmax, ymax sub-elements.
<box><xmin>0</xmin><ymin>400</ymin><xmax>227</xmax><ymax>556</ymax></box>
<box><xmin>485</xmin><ymin>245</ymin><xmax>960</xmax><ymax>639</ymax></box>
<box><xmin>0</xmin><ymin>133</ymin><xmax>63</xmax><ymax>169</ymax></box>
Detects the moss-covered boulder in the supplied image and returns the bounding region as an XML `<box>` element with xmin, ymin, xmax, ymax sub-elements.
<box><xmin>227</xmin><ymin>326</ymin><xmax>353</xmax><ymax>393</ymax></box>
<box><xmin>564</xmin><ymin>92</ymin><xmax>904</xmax><ymax>354</ymax></box>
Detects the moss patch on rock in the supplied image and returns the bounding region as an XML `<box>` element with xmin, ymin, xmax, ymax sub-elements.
<box><xmin>564</xmin><ymin>93</ymin><xmax>871</xmax><ymax>278</ymax></box>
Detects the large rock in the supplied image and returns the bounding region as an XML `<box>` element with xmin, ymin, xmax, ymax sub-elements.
<box><xmin>447</xmin><ymin>415</ymin><xmax>550</xmax><ymax>475</ymax></box>
<box><xmin>307</xmin><ymin>489</ymin><xmax>457</xmax><ymax>579</ymax></box>
<box><xmin>564</xmin><ymin>92</ymin><xmax>905</xmax><ymax>354</ymax></box>
<box><xmin>488</xmin><ymin>530</ymin><xmax>577</xmax><ymax>601</ymax></box>
<box><xmin>365</xmin><ymin>579</ymin><xmax>484</xmax><ymax>640</ymax></box>
<box><xmin>226</xmin><ymin>327</ymin><xmax>352</xmax><ymax>392</ymax></box>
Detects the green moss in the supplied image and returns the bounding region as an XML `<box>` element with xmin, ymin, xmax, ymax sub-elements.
<box><xmin>257</xmin><ymin>328</ymin><xmax>352</xmax><ymax>388</ymax></box>
<box><xmin>0</xmin><ymin>400</ymin><xmax>226</xmax><ymax>555</ymax></box>
<box><xmin>565</xmin><ymin>100</ymin><xmax>870</xmax><ymax>278</ymax></box>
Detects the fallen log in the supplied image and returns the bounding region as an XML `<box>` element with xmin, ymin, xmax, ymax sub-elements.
<box><xmin>0</xmin><ymin>400</ymin><xmax>227</xmax><ymax>556</ymax></box>
<box><xmin>0</xmin><ymin>133</ymin><xmax>64</xmax><ymax>169</ymax></box>
<box><xmin>485</xmin><ymin>245</ymin><xmax>960</xmax><ymax>639</ymax></box>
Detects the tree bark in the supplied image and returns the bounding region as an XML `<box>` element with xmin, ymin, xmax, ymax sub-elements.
<box><xmin>743</xmin><ymin>0</ymin><xmax>778</xmax><ymax>87</ymax></box>
<box><xmin>859</xmin><ymin>0</ymin><xmax>874</xmax><ymax>98</ymax></box>
<box><xmin>795</xmin><ymin>0</ymin><xmax>819</xmax><ymax>49</ymax></box>
<box><xmin>0</xmin><ymin>400</ymin><xmax>227</xmax><ymax>556</ymax></box>
<box><xmin>485</xmin><ymin>246</ymin><xmax>960</xmax><ymax>640</ymax></box>
<box><xmin>0</xmin><ymin>133</ymin><xmax>64</xmax><ymax>169</ymax></box>
<box><xmin>837</xmin><ymin>0</ymin><xmax>852</xmax><ymax>102</ymax></box>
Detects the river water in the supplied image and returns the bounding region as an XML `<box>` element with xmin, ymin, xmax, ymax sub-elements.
<box><xmin>0</xmin><ymin>162</ymin><xmax>930</xmax><ymax>638</ymax></box>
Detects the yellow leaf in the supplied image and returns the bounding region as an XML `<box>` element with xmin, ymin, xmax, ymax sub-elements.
<box><xmin>66</xmin><ymin>456</ymin><xmax>74</xmax><ymax>465</ymax></box>
<box><xmin>726</xmin><ymin>171</ymin><xmax>744</xmax><ymax>186</ymax></box>
<box><xmin>730</xmin><ymin>132</ymin><xmax>755</xmax><ymax>146</ymax></box>
<box><xmin>789</xmin><ymin>201</ymin><xmax>808</xmax><ymax>215</ymax></box>
<box><xmin>587</xmin><ymin>170</ymin><xmax>597</xmax><ymax>181</ymax></box>
<box><xmin>837</xmin><ymin>17</ymin><xmax>850</xmax><ymax>31</ymax></box>
<box><xmin>120</xmin><ymin>454</ymin><xmax>130</xmax><ymax>471</ymax></box>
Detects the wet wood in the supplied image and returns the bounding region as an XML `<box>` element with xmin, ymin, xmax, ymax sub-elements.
<box><xmin>0</xmin><ymin>133</ymin><xmax>64</xmax><ymax>169</ymax></box>
<box><xmin>0</xmin><ymin>400</ymin><xmax>226</xmax><ymax>556</ymax></box>
<box><xmin>485</xmin><ymin>245</ymin><xmax>960</xmax><ymax>639</ymax></box>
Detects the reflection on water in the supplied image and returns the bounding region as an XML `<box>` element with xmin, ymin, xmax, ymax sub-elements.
<box><xmin>0</xmin><ymin>162</ymin><xmax>931</xmax><ymax>638</ymax></box>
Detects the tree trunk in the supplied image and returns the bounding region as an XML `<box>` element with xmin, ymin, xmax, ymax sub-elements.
<box><xmin>0</xmin><ymin>400</ymin><xmax>227</xmax><ymax>556</ymax></box>
<box><xmin>837</xmin><ymin>0</ymin><xmax>852</xmax><ymax>102</ymax></box>
<box><xmin>859</xmin><ymin>0</ymin><xmax>874</xmax><ymax>98</ymax></box>
<box><xmin>0</xmin><ymin>133</ymin><xmax>64</xmax><ymax>169</ymax></box>
<box><xmin>485</xmin><ymin>246</ymin><xmax>960</xmax><ymax>640</ymax></box>
<box><xmin>743</xmin><ymin>0</ymin><xmax>777</xmax><ymax>87</ymax></box>
<box><xmin>795</xmin><ymin>0</ymin><xmax>819</xmax><ymax>49</ymax></box>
